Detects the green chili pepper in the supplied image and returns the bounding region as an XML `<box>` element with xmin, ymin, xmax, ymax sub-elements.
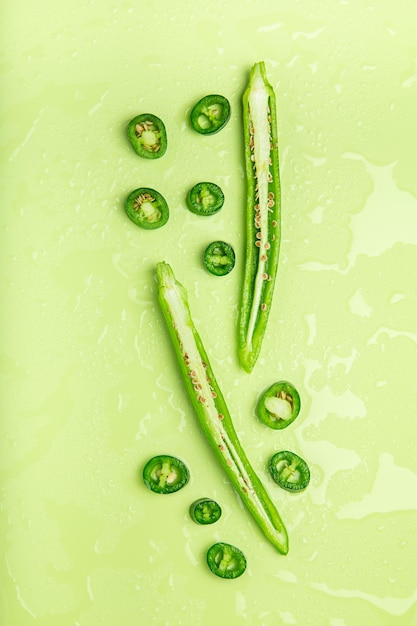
<box><xmin>256</xmin><ymin>381</ymin><xmax>301</xmax><ymax>430</ymax></box>
<box><xmin>125</xmin><ymin>187</ymin><xmax>169</xmax><ymax>230</ymax></box>
<box><xmin>206</xmin><ymin>542</ymin><xmax>247</xmax><ymax>579</ymax></box>
<box><xmin>238</xmin><ymin>61</ymin><xmax>281</xmax><ymax>373</ymax></box>
<box><xmin>127</xmin><ymin>113</ymin><xmax>167</xmax><ymax>159</ymax></box>
<box><xmin>269</xmin><ymin>451</ymin><xmax>310</xmax><ymax>492</ymax></box>
<box><xmin>204</xmin><ymin>241</ymin><xmax>235</xmax><ymax>276</ymax></box>
<box><xmin>189</xmin><ymin>498</ymin><xmax>222</xmax><ymax>525</ymax></box>
<box><xmin>187</xmin><ymin>182</ymin><xmax>224</xmax><ymax>216</ymax></box>
<box><xmin>156</xmin><ymin>261</ymin><xmax>288</xmax><ymax>555</ymax></box>
<box><xmin>142</xmin><ymin>454</ymin><xmax>190</xmax><ymax>494</ymax></box>
<box><xmin>190</xmin><ymin>95</ymin><xmax>231</xmax><ymax>135</ymax></box>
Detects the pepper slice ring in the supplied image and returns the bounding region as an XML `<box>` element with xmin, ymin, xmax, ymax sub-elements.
<box><xmin>189</xmin><ymin>498</ymin><xmax>222</xmax><ymax>525</ymax></box>
<box><xmin>190</xmin><ymin>94</ymin><xmax>231</xmax><ymax>135</ymax></box>
<box><xmin>125</xmin><ymin>187</ymin><xmax>169</xmax><ymax>230</ymax></box>
<box><xmin>256</xmin><ymin>380</ymin><xmax>301</xmax><ymax>430</ymax></box>
<box><xmin>127</xmin><ymin>113</ymin><xmax>167</xmax><ymax>159</ymax></box>
<box><xmin>204</xmin><ymin>241</ymin><xmax>235</xmax><ymax>276</ymax></box>
<box><xmin>206</xmin><ymin>542</ymin><xmax>247</xmax><ymax>579</ymax></box>
<box><xmin>269</xmin><ymin>451</ymin><xmax>310</xmax><ymax>492</ymax></box>
<box><xmin>238</xmin><ymin>61</ymin><xmax>281</xmax><ymax>373</ymax></box>
<box><xmin>142</xmin><ymin>455</ymin><xmax>190</xmax><ymax>494</ymax></box>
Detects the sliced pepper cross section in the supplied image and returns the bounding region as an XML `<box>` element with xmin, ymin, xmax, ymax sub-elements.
<box><xmin>190</xmin><ymin>95</ymin><xmax>231</xmax><ymax>135</ymax></box>
<box><xmin>238</xmin><ymin>61</ymin><xmax>281</xmax><ymax>372</ymax></box>
<box><xmin>143</xmin><ymin>455</ymin><xmax>190</xmax><ymax>494</ymax></box>
<box><xmin>187</xmin><ymin>182</ymin><xmax>224</xmax><ymax>216</ymax></box>
<box><xmin>125</xmin><ymin>187</ymin><xmax>169</xmax><ymax>230</ymax></box>
<box><xmin>127</xmin><ymin>113</ymin><xmax>167</xmax><ymax>159</ymax></box>
<box><xmin>206</xmin><ymin>542</ymin><xmax>247</xmax><ymax>579</ymax></box>
<box><xmin>269</xmin><ymin>451</ymin><xmax>310</xmax><ymax>492</ymax></box>
<box><xmin>204</xmin><ymin>241</ymin><xmax>235</xmax><ymax>276</ymax></box>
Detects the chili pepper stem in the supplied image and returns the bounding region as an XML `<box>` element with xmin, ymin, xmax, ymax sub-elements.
<box><xmin>156</xmin><ymin>261</ymin><xmax>289</xmax><ymax>555</ymax></box>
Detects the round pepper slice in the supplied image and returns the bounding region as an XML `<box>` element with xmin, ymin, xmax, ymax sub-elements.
<box><xmin>125</xmin><ymin>187</ymin><xmax>169</xmax><ymax>230</ymax></box>
<box><xmin>190</xmin><ymin>95</ymin><xmax>231</xmax><ymax>135</ymax></box>
<box><xmin>256</xmin><ymin>381</ymin><xmax>301</xmax><ymax>430</ymax></box>
<box><xmin>142</xmin><ymin>455</ymin><xmax>190</xmax><ymax>494</ymax></box>
<box><xmin>269</xmin><ymin>451</ymin><xmax>310</xmax><ymax>492</ymax></box>
<box><xmin>127</xmin><ymin>113</ymin><xmax>167</xmax><ymax>159</ymax></box>
<box><xmin>206</xmin><ymin>542</ymin><xmax>246</xmax><ymax>579</ymax></box>
<box><xmin>189</xmin><ymin>498</ymin><xmax>222</xmax><ymax>525</ymax></box>
<box><xmin>204</xmin><ymin>241</ymin><xmax>235</xmax><ymax>276</ymax></box>
<box><xmin>187</xmin><ymin>182</ymin><xmax>224</xmax><ymax>216</ymax></box>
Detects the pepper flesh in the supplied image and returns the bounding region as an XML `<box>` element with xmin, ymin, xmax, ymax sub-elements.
<box><xmin>127</xmin><ymin>113</ymin><xmax>167</xmax><ymax>159</ymax></box>
<box><xmin>125</xmin><ymin>187</ymin><xmax>169</xmax><ymax>230</ymax></box>
<box><xmin>206</xmin><ymin>542</ymin><xmax>246</xmax><ymax>579</ymax></box>
<box><xmin>156</xmin><ymin>261</ymin><xmax>288</xmax><ymax>554</ymax></box>
<box><xmin>204</xmin><ymin>241</ymin><xmax>235</xmax><ymax>276</ymax></box>
<box><xmin>189</xmin><ymin>498</ymin><xmax>222</xmax><ymax>524</ymax></box>
<box><xmin>269</xmin><ymin>451</ymin><xmax>310</xmax><ymax>492</ymax></box>
<box><xmin>257</xmin><ymin>381</ymin><xmax>301</xmax><ymax>430</ymax></box>
<box><xmin>143</xmin><ymin>454</ymin><xmax>190</xmax><ymax>494</ymax></box>
<box><xmin>238</xmin><ymin>61</ymin><xmax>281</xmax><ymax>373</ymax></box>
<box><xmin>190</xmin><ymin>94</ymin><xmax>231</xmax><ymax>135</ymax></box>
<box><xmin>187</xmin><ymin>182</ymin><xmax>224</xmax><ymax>216</ymax></box>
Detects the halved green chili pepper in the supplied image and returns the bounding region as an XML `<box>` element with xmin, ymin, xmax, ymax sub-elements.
<box><xmin>269</xmin><ymin>451</ymin><xmax>310</xmax><ymax>492</ymax></box>
<box><xmin>206</xmin><ymin>542</ymin><xmax>246</xmax><ymax>579</ymax></box>
<box><xmin>190</xmin><ymin>95</ymin><xmax>231</xmax><ymax>135</ymax></box>
<box><xmin>125</xmin><ymin>187</ymin><xmax>169</xmax><ymax>230</ymax></box>
<box><xmin>238</xmin><ymin>61</ymin><xmax>281</xmax><ymax>373</ymax></box>
<box><xmin>187</xmin><ymin>182</ymin><xmax>224</xmax><ymax>216</ymax></box>
<box><xmin>142</xmin><ymin>454</ymin><xmax>190</xmax><ymax>494</ymax></box>
<box><xmin>204</xmin><ymin>241</ymin><xmax>235</xmax><ymax>276</ymax></box>
<box><xmin>156</xmin><ymin>261</ymin><xmax>288</xmax><ymax>554</ymax></box>
<box><xmin>189</xmin><ymin>498</ymin><xmax>222</xmax><ymax>525</ymax></box>
<box><xmin>127</xmin><ymin>113</ymin><xmax>167</xmax><ymax>159</ymax></box>
<box><xmin>256</xmin><ymin>381</ymin><xmax>301</xmax><ymax>430</ymax></box>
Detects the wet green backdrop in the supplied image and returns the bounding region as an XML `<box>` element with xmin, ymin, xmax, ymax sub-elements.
<box><xmin>1</xmin><ymin>0</ymin><xmax>416</xmax><ymax>624</ymax></box>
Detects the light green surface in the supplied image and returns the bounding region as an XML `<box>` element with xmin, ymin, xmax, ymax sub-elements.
<box><xmin>1</xmin><ymin>0</ymin><xmax>417</xmax><ymax>624</ymax></box>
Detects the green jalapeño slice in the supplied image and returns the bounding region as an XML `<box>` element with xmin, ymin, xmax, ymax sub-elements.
<box><xmin>269</xmin><ymin>451</ymin><xmax>310</xmax><ymax>492</ymax></box>
<box><xmin>190</xmin><ymin>95</ymin><xmax>231</xmax><ymax>135</ymax></box>
<box><xmin>187</xmin><ymin>182</ymin><xmax>224</xmax><ymax>216</ymax></box>
<box><xmin>142</xmin><ymin>455</ymin><xmax>190</xmax><ymax>494</ymax></box>
<box><xmin>206</xmin><ymin>542</ymin><xmax>247</xmax><ymax>579</ymax></box>
<box><xmin>125</xmin><ymin>187</ymin><xmax>169</xmax><ymax>230</ymax></box>
<box><xmin>204</xmin><ymin>241</ymin><xmax>235</xmax><ymax>276</ymax></box>
<box><xmin>127</xmin><ymin>113</ymin><xmax>167</xmax><ymax>159</ymax></box>
<box><xmin>256</xmin><ymin>381</ymin><xmax>300</xmax><ymax>430</ymax></box>
<box><xmin>189</xmin><ymin>498</ymin><xmax>222</xmax><ymax>525</ymax></box>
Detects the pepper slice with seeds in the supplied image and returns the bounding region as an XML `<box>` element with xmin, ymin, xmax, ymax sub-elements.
<box><xmin>190</xmin><ymin>95</ymin><xmax>231</xmax><ymax>135</ymax></box>
<box><xmin>204</xmin><ymin>241</ymin><xmax>235</xmax><ymax>276</ymax></box>
<box><xmin>127</xmin><ymin>113</ymin><xmax>167</xmax><ymax>159</ymax></box>
<box><xmin>206</xmin><ymin>542</ymin><xmax>247</xmax><ymax>579</ymax></box>
<box><xmin>269</xmin><ymin>451</ymin><xmax>310</xmax><ymax>492</ymax></box>
<box><xmin>256</xmin><ymin>381</ymin><xmax>301</xmax><ymax>430</ymax></box>
<box><xmin>156</xmin><ymin>261</ymin><xmax>288</xmax><ymax>554</ymax></box>
<box><xmin>142</xmin><ymin>455</ymin><xmax>190</xmax><ymax>494</ymax></box>
<box><xmin>238</xmin><ymin>61</ymin><xmax>281</xmax><ymax>373</ymax></box>
<box><xmin>187</xmin><ymin>182</ymin><xmax>224</xmax><ymax>216</ymax></box>
<box><xmin>125</xmin><ymin>187</ymin><xmax>169</xmax><ymax>230</ymax></box>
<box><xmin>189</xmin><ymin>498</ymin><xmax>222</xmax><ymax>525</ymax></box>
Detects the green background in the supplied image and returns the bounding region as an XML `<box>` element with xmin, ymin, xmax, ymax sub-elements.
<box><xmin>1</xmin><ymin>0</ymin><xmax>417</xmax><ymax>624</ymax></box>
